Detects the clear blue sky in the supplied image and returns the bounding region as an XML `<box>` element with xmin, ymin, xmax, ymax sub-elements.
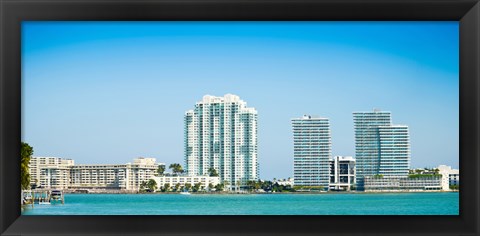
<box><xmin>22</xmin><ymin>21</ymin><xmax>459</xmax><ymax>180</ymax></box>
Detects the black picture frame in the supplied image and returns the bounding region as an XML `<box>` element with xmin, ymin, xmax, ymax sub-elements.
<box><xmin>1</xmin><ymin>0</ymin><xmax>479</xmax><ymax>235</ymax></box>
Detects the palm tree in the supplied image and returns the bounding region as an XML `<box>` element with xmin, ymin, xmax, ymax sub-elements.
<box><xmin>157</xmin><ymin>165</ymin><xmax>166</xmax><ymax>176</ymax></box>
<box><xmin>184</xmin><ymin>183</ymin><xmax>192</xmax><ymax>191</ymax></box>
<box><xmin>214</xmin><ymin>183</ymin><xmax>224</xmax><ymax>192</ymax></box>
<box><xmin>169</xmin><ymin>163</ymin><xmax>184</xmax><ymax>176</ymax></box>
<box><xmin>140</xmin><ymin>181</ymin><xmax>147</xmax><ymax>192</ymax></box>
<box><xmin>147</xmin><ymin>179</ymin><xmax>157</xmax><ymax>192</ymax></box>
<box><xmin>255</xmin><ymin>180</ymin><xmax>262</xmax><ymax>191</ymax></box>
<box><xmin>208</xmin><ymin>168</ymin><xmax>219</xmax><ymax>177</ymax></box>
<box><xmin>223</xmin><ymin>180</ymin><xmax>230</xmax><ymax>192</ymax></box>
<box><xmin>236</xmin><ymin>180</ymin><xmax>241</xmax><ymax>192</ymax></box>
<box><xmin>163</xmin><ymin>183</ymin><xmax>170</xmax><ymax>192</ymax></box>
<box><xmin>208</xmin><ymin>168</ymin><xmax>218</xmax><ymax>176</ymax></box>
<box><xmin>246</xmin><ymin>180</ymin><xmax>255</xmax><ymax>192</ymax></box>
<box><xmin>193</xmin><ymin>182</ymin><xmax>202</xmax><ymax>192</ymax></box>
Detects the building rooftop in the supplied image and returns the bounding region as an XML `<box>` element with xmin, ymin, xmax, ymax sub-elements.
<box><xmin>292</xmin><ymin>115</ymin><xmax>329</xmax><ymax>120</ymax></box>
<box><xmin>353</xmin><ymin>108</ymin><xmax>392</xmax><ymax>114</ymax></box>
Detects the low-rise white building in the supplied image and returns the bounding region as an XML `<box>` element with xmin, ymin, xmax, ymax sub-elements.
<box><xmin>152</xmin><ymin>175</ymin><xmax>220</xmax><ymax>191</ymax></box>
<box><xmin>437</xmin><ymin>165</ymin><xmax>460</xmax><ymax>191</ymax></box>
<box><xmin>275</xmin><ymin>178</ymin><xmax>294</xmax><ymax>186</ymax></box>
<box><xmin>362</xmin><ymin>176</ymin><xmax>442</xmax><ymax>192</ymax></box>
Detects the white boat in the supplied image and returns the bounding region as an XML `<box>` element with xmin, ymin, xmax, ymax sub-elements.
<box><xmin>39</xmin><ymin>202</ymin><xmax>51</xmax><ymax>205</ymax></box>
<box><xmin>51</xmin><ymin>190</ymin><xmax>62</xmax><ymax>200</ymax></box>
<box><xmin>180</xmin><ymin>191</ymin><xmax>191</xmax><ymax>195</ymax></box>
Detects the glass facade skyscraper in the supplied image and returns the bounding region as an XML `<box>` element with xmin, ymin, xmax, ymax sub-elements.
<box><xmin>353</xmin><ymin>109</ymin><xmax>410</xmax><ymax>184</ymax></box>
<box><xmin>292</xmin><ymin>115</ymin><xmax>331</xmax><ymax>187</ymax></box>
<box><xmin>184</xmin><ymin>94</ymin><xmax>258</xmax><ymax>190</ymax></box>
<box><xmin>378</xmin><ymin>125</ymin><xmax>410</xmax><ymax>176</ymax></box>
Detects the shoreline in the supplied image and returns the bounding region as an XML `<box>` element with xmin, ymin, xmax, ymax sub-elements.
<box><xmin>64</xmin><ymin>190</ymin><xmax>459</xmax><ymax>195</ymax></box>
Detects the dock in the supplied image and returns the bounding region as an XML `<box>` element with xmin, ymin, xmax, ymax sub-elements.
<box><xmin>21</xmin><ymin>189</ymin><xmax>65</xmax><ymax>207</ymax></box>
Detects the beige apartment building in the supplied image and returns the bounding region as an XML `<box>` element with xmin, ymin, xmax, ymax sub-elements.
<box><xmin>29</xmin><ymin>157</ymin><xmax>162</xmax><ymax>191</ymax></box>
<box><xmin>29</xmin><ymin>157</ymin><xmax>74</xmax><ymax>190</ymax></box>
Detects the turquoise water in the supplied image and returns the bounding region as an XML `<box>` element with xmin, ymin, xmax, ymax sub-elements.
<box><xmin>22</xmin><ymin>192</ymin><xmax>459</xmax><ymax>215</ymax></box>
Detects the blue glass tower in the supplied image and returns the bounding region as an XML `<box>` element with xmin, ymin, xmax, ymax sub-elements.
<box><xmin>353</xmin><ymin>109</ymin><xmax>410</xmax><ymax>185</ymax></box>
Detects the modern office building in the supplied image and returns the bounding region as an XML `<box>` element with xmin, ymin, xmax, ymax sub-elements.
<box><xmin>437</xmin><ymin>165</ymin><xmax>460</xmax><ymax>191</ymax></box>
<box><xmin>30</xmin><ymin>157</ymin><xmax>163</xmax><ymax>191</ymax></box>
<box><xmin>184</xmin><ymin>94</ymin><xmax>258</xmax><ymax>190</ymax></box>
<box><xmin>353</xmin><ymin>109</ymin><xmax>410</xmax><ymax>186</ymax></box>
<box><xmin>29</xmin><ymin>157</ymin><xmax>74</xmax><ymax>189</ymax></box>
<box><xmin>329</xmin><ymin>156</ymin><xmax>356</xmax><ymax>191</ymax></box>
<box><xmin>378</xmin><ymin>125</ymin><xmax>410</xmax><ymax>176</ymax></box>
<box><xmin>292</xmin><ymin>115</ymin><xmax>331</xmax><ymax>188</ymax></box>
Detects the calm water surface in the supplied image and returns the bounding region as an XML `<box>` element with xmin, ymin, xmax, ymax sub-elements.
<box><xmin>22</xmin><ymin>192</ymin><xmax>459</xmax><ymax>215</ymax></box>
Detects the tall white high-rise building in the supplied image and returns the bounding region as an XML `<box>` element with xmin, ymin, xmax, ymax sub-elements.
<box><xmin>353</xmin><ymin>109</ymin><xmax>410</xmax><ymax>184</ymax></box>
<box><xmin>184</xmin><ymin>94</ymin><xmax>258</xmax><ymax>190</ymax></box>
<box><xmin>378</xmin><ymin>125</ymin><xmax>410</xmax><ymax>176</ymax></box>
<box><xmin>292</xmin><ymin>115</ymin><xmax>331</xmax><ymax>188</ymax></box>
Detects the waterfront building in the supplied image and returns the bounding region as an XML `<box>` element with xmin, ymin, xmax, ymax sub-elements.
<box><xmin>126</xmin><ymin>158</ymin><xmax>161</xmax><ymax>191</ymax></box>
<box><xmin>363</xmin><ymin>176</ymin><xmax>442</xmax><ymax>192</ymax></box>
<box><xmin>30</xmin><ymin>157</ymin><xmax>163</xmax><ymax>191</ymax></box>
<box><xmin>184</xmin><ymin>94</ymin><xmax>258</xmax><ymax>190</ymax></box>
<box><xmin>437</xmin><ymin>165</ymin><xmax>460</xmax><ymax>191</ymax></box>
<box><xmin>70</xmin><ymin>164</ymin><xmax>128</xmax><ymax>190</ymax></box>
<box><xmin>29</xmin><ymin>157</ymin><xmax>74</xmax><ymax>189</ymax></box>
<box><xmin>329</xmin><ymin>156</ymin><xmax>356</xmax><ymax>191</ymax></box>
<box><xmin>353</xmin><ymin>109</ymin><xmax>410</xmax><ymax>186</ymax></box>
<box><xmin>152</xmin><ymin>175</ymin><xmax>220</xmax><ymax>191</ymax></box>
<box><xmin>70</xmin><ymin>158</ymin><xmax>161</xmax><ymax>191</ymax></box>
<box><xmin>274</xmin><ymin>178</ymin><xmax>294</xmax><ymax>186</ymax></box>
<box><xmin>378</xmin><ymin>125</ymin><xmax>410</xmax><ymax>176</ymax></box>
<box><xmin>292</xmin><ymin>115</ymin><xmax>331</xmax><ymax>188</ymax></box>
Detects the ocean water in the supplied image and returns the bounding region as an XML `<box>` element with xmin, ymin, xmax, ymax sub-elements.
<box><xmin>21</xmin><ymin>192</ymin><xmax>459</xmax><ymax>215</ymax></box>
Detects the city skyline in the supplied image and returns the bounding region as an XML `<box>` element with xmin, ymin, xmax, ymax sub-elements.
<box><xmin>22</xmin><ymin>21</ymin><xmax>459</xmax><ymax>180</ymax></box>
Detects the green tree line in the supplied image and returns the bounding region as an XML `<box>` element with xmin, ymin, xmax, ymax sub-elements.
<box><xmin>21</xmin><ymin>142</ymin><xmax>33</xmax><ymax>190</ymax></box>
